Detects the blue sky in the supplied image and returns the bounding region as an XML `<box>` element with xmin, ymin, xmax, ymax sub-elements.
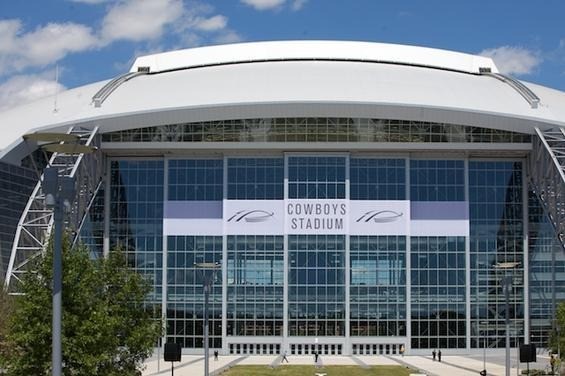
<box><xmin>0</xmin><ymin>0</ymin><xmax>563</xmax><ymax>111</ymax></box>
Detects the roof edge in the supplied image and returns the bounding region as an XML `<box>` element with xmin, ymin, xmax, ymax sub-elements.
<box><xmin>130</xmin><ymin>40</ymin><xmax>499</xmax><ymax>75</ymax></box>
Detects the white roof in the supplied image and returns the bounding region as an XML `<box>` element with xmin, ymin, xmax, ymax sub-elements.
<box><xmin>130</xmin><ymin>40</ymin><xmax>499</xmax><ymax>75</ymax></box>
<box><xmin>1</xmin><ymin>40</ymin><xmax>565</xmax><ymax>162</ymax></box>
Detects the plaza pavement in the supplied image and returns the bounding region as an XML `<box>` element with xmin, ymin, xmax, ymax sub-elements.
<box><xmin>142</xmin><ymin>353</ymin><xmax>553</xmax><ymax>376</ymax></box>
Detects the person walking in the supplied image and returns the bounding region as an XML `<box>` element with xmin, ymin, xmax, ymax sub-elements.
<box><xmin>432</xmin><ymin>349</ymin><xmax>436</xmax><ymax>361</ymax></box>
<box><xmin>214</xmin><ymin>350</ymin><xmax>218</xmax><ymax>361</ymax></box>
<box><xmin>400</xmin><ymin>345</ymin><xmax>405</xmax><ymax>357</ymax></box>
<box><xmin>438</xmin><ymin>349</ymin><xmax>442</xmax><ymax>362</ymax></box>
<box><xmin>281</xmin><ymin>350</ymin><xmax>289</xmax><ymax>363</ymax></box>
<box><xmin>314</xmin><ymin>351</ymin><xmax>319</xmax><ymax>364</ymax></box>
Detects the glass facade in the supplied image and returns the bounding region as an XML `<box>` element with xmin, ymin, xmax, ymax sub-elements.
<box><xmin>227</xmin><ymin>235</ymin><xmax>284</xmax><ymax>336</ymax></box>
<box><xmin>78</xmin><ymin>185</ymin><xmax>105</xmax><ymax>258</ymax></box>
<box><xmin>0</xmin><ymin>162</ymin><xmax>37</xmax><ymax>281</ymax></box>
<box><xmin>288</xmin><ymin>235</ymin><xmax>346</xmax><ymax>336</ymax></box>
<box><xmin>167</xmin><ymin>235</ymin><xmax>222</xmax><ymax>348</ymax></box>
<box><xmin>350</xmin><ymin>236</ymin><xmax>406</xmax><ymax>336</ymax></box>
<box><xmin>227</xmin><ymin>158</ymin><xmax>284</xmax><ymax>200</ymax></box>
<box><xmin>109</xmin><ymin>160</ymin><xmax>164</xmax><ymax>303</ymax></box>
<box><xmin>528</xmin><ymin>191</ymin><xmax>565</xmax><ymax>347</ymax></box>
<box><xmin>102</xmin><ymin>118</ymin><xmax>532</xmax><ymax>144</ymax></box>
<box><xmin>410</xmin><ymin>160</ymin><xmax>465</xmax><ymax>201</ymax></box>
<box><xmin>169</xmin><ymin>159</ymin><xmax>223</xmax><ymax>201</ymax></box>
<box><xmin>60</xmin><ymin>146</ymin><xmax>564</xmax><ymax>355</ymax></box>
<box><xmin>469</xmin><ymin>161</ymin><xmax>525</xmax><ymax>348</ymax></box>
<box><xmin>350</xmin><ymin>158</ymin><xmax>405</xmax><ymax>200</ymax></box>
<box><xmin>288</xmin><ymin>156</ymin><xmax>346</xmax><ymax>199</ymax></box>
<box><xmin>411</xmin><ymin>236</ymin><xmax>466</xmax><ymax>349</ymax></box>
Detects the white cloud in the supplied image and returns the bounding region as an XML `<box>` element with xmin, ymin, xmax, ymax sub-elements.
<box><xmin>291</xmin><ymin>0</ymin><xmax>308</xmax><ymax>11</ymax></box>
<box><xmin>214</xmin><ymin>30</ymin><xmax>243</xmax><ymax>45</ymax></box>
<box><xmin>68</xmin><ymin>0</ymin><xmax>108</xmax><ymax>3</ymax></box>
<box><xmin>100</xmin><ymin>0</ymin><xmax>184</xmax><ymax>43</ymax></box>
<box><xmin>241</xmin><ymin>0</ymin><xmax>286</xmax><ymax>11</ymax></box>
<box><xmin>192</xmin><ymin>15</ymin><xmax>228</xmax><ymax>32</ymax></box>
<box><xmin>0</xmin><ymin>20</ymin><xmax>98</xmax><ymax>75</ymax></box>
<box><xmin>479</xmin><ymin>46</ymin><xmax>541</xmax><ymax>76</ymax></box>
<box><xmin>0</xmin><ymin>72</ymin><xmax>65</xmax><ymax>111</ymax></box>
<box><xmin>0</xmin><ymin>1</ymin><xmax>241</xmax><ymax>83</ymax></box>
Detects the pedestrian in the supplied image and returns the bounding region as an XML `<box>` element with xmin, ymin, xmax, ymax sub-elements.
<box><xmin>400</xmin><ymin>345</ymin><xmax>405</xmax><ymax>357</ymax></box>
<box><xmin>438</xmin><ymin>349</ymin><xmax>442</xmax><ymax>362</ymax></box>
<box><xmin>214</xmin><ymin>350</ymin><xmax>218</xmax><ymax>361</ymax></box>
<box><xmin>432</xmin><ymin>349</ymin><xmax>436</xmax><ymax>361</ymax></box>
<box><xmin>550</xmin><ymin>353</ymin><xmax>556</xmax><ymax>375</ymax></box>
<box><xmin>282</xmin><ymin>350</ymin><xmax>289</xmax><ymax>363</ymax></box>
<box><xmin>314</xmin><ymin>351</ymin><xmax>319</xmax><ymax>364</ymax></box>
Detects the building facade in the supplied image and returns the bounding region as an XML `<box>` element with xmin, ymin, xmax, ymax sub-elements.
<box><xmin>1</xmin><ymin>41</ymin><xmax>565</xmax><ymax>355</ymax></box>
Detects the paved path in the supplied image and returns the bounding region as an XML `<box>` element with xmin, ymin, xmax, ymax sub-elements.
<box><xmin>141</xmin><ymin>353</ymin><xmax>548</xmax><ymax>376</ymax></box>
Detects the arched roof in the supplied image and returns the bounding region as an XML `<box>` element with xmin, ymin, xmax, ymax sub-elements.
<box><xmin>1</xmin><ymin>40</ymin><xmax>565</xmax><ymax>161</ymax></box>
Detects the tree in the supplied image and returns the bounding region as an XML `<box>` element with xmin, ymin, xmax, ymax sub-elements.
<box><xmin>5</xmin><ymin>240</ymin><xmax>161</xmax><ymax>375</ymax></box>
<box><xmin>0</xmin><ymin>280</ymin><xmax>15</xmax><ymax>369</ymax></box>
<box><xmin>550</xmin><ymin>301</ymin><xmax>565</xmax><ymax>361</ymax></box>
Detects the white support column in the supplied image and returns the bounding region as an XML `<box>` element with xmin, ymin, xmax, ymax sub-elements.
<box><xmin>344</xmin><ymin>154</ymin><xmax>351</xmax><ymax>354</ymax></box>
<box><xmin>522</xmin><ymin>159</ymin><xmax>530</xmax><ymax>344</ymax></box>
<box><xmin>282</xmin><ymin>154</ymin><xmax>289</xmax><ymax>353</ymax></box>
<box><xmin>161</xmin><ymin>158</ymin><xmax>169</xmax><ymax>348</ymax></box>
<box><xmin>465</xmin><ymin>158</ymin><xmax>471</xmax><ymax>350</ymax></box>
<box><xmin>103</xmin><ymin>159</ymin><xmax>111</xmax><ymax>258</ymax></box>
<box><xmin>405</xmin><ymin>156</ymin><xmax>412</xmax><ymax>353</ymax></box>
<box><xmin>221</xmin><ymin>156</ymin><xmax>228</xmax><ymax>354</ymax></box>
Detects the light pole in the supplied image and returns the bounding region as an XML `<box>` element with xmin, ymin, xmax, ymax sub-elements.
<box><xmin>23</xmin><ymin>133</ymin><xmax>96</xmax><ymax>376</ymax></box>
<box><xmin>194</xmin><ymin>262</ymin><xmax>220</xmax><ymax>376</ymax></box>
<box><xmin>495</xmin><ymin>261</ymin><xmax>520</xmax><ymax>376</ymax></box>
<box><xmin>479</xmin><ymin>320</ymin><xmax>489</xmax><ymax>375</ymax></box>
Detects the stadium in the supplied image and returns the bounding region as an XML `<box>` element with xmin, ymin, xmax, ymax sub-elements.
<box><xmin>1</xmin><ymin>40</ymin><xmax>564</xmax><ymax>356</ymax></box>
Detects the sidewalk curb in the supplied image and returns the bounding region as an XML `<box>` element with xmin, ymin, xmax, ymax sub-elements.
<box><xmin>271</xmin><ymin>355</ymin><xmax>283</xmax><ymax>368</ymax></box>
<box><xmin>351</xmin><ymin>356</ymin><xmax>370</xmax><ymax>369</ymax></box>
<box><xmin>211</xmin><ymin>356</ymin><xmax>248</xmax><ymax>376</ymax></box>
<box><xmin>385</xmin><ymin>355</ymin><xmax>441</xmax><ymax>376</ymax></box>
<box><xmin>439</xmin><ymin>358</ymin><xmax>493</xmax><ymax>376</ymax></box>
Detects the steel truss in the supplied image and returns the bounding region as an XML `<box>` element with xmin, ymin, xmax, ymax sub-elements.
<box><xmin>4</xmin><ymin>126</ymin><xmax>104</xmax><ymax>293</ymax></box>
<box><xmin>530</xmin><ymin>127</ymin><xmax>565</xmax><ymax>250</ymax></box>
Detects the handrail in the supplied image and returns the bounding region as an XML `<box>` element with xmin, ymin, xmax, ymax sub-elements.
<box><xmin>92</xmin><ymin>71</ymin><xmax>147</xmax><ymax>108</ymax></box>
<box><xmin>482</xmin><ymin>72</ymin><xmax>540</xmax><ymax>109</ymax></box>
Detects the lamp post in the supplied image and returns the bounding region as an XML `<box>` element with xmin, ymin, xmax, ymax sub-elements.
<box><xmin>495</xmin><ymin>261</ymin><xmax>520</xmax><ymax>376</ymax></box>
<box><xmin>479</xmin><ymin>320</ymin><xmax>489</xmax><ymax>375</ymax></box>
<box><xmin>23</xmin><ymin>133</ymin><xmax>96</xmax><ymax>376</ymax></box>
<box><xmin>194</xmin><ymin>262</ymin><xmax>220</xmax><ymax>376</ymax></box>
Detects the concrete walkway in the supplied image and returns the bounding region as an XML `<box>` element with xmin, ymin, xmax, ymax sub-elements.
<box><xmin>142</xmin><ymin>353</ymin><xmax>548</xmax><ymax>376</ymax></box>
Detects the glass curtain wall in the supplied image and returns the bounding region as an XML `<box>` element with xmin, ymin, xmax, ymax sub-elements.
<box><xmin>227</xmin><ymin>235</ymin><xmax>284</xmax><ymax>336</ymax></box>
<box><xmin>409</xmin><ymin>160</ymin><xmax>467</xmax><ymax>349</ymax></box>
<box><xmin>350</xmin><ymin>236</ymin><xmax>406</xmax><ymax>336</ymax></box>
<box><xmin>288</xmin><ymin>235</ymin><xmax>346</xmax><ymax>336</ymax></box>
<box><xmin>109</xmin><ymin>160</ymin><xmax>164</xmax><ymax>313</ymax></box>
<box><xmin>528</xmin><ymin>191</ymin><xmax>565</xmax><ymax>348</ymax></box>
<box><xmin>469</xmin><ymin>161</ymin><xmax>524</xmax><ymax>348</ymax></box>
<box><xmin>166</xmin><ymin>159</ymin><xmax>223</xmax><ymax>348</ymax></box>
<box><xmin>97</xmin><ymin>154</ymin><xmax>542</xmax><ymax>351</ymax></box>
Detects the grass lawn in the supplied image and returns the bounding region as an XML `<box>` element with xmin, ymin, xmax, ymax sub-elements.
<box><xmin>223</xmin><ymin>365</ymin><xmax>416</xmax><ymax>376</ymax></box>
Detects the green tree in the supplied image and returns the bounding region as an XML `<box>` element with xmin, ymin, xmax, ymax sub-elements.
<box><xmin>5</xmin><ymin>240</ymin><xmax>161</xmax><ymax>375</ymax></box>
<box><xmin>550</xmin><ymin>302</ymin><xmax>565</xmax><ymax>358</ymax></box>
<box><xmin>0</xmin><ymin>280</ymin><xmax>15</xmax><ymax>369</ymax></box>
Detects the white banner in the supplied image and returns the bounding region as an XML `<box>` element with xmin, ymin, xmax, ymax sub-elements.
<box><xmin>163</xmin><ymin>199</ymin><xmax>468</xmax><ymax>237</ymax></box>
<box><xmin>165</xmin><ymin>218</ymin><xmax>223</xmax><ymax>235</ymax></box>
<box><xmin>224</xmin><ymin>200</ymin><xmax>284</xmax><ymax>234</ymax></box>
<box><xmin>349</xmin><ymin>200</ymin><xmax>409</xmax><ymax>235</ymax></box>
<box><xmin>285</xmin><ymin>199</ymin><xmax>348</xmax><ymax>234</ymax></box>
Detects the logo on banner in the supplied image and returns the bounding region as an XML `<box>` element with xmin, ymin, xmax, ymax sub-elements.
<box><xmin>227</xmin><ymin>210</ymin><xmax>274</xmax><ymax>223</ymax></box>
<box><xmin>356</xmin><ymin>210</ymin><xmax>403</xmax><ymax>223</ymax></box>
